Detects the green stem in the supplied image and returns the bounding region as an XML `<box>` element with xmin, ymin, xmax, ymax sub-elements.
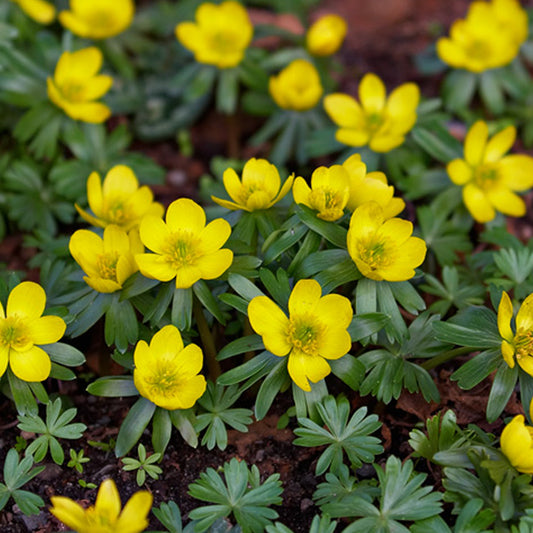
<box><xmin>421</xmin><ymin>346</ymin><xmax>474</xmax><ymax>371</ymax></box>
<box><xmin>193</xmin><ymin>296</ymin><xmax>221</xmax><ymax>380</ymax></box>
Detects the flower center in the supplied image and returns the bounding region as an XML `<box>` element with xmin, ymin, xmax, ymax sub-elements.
<box><xmin>209</xmin><ymin>30</ymin><xmax>240</xmax><ymax>54</ymax></box>
<box><xmin>96</xmin><ymin>253</ymin><xmax>119</xmax><ymax>281</ymax></box>
<box><xmin>474</xmin><ymin>163</ymin><xmax>499</xmax><ymax>189</ymax></box>
<box><xmin>85</xmin><ymin>506</ymin><xmax>116</xmax><ymax>529</ymax></box>
<box><xmin>87</xmin><ymin>9</ymin><xmax>118</xmax><ymax>31</ymax></box>
<box><xmin>145</xmin><ymin>364</ymin><xmax>182</xmax><ymax>399</ymax></box>
<box><xmin>515</xmin><ymin>329</ymin><xmax>533</xmax><ymax>361</ymax></box>
<box><xmin>105</xmin><ymin>199</ymin><xmax>129</xmax><ymax>225</ymax></box>
<box><xmin>287</xmin><ymin>316</ymin><xmax>323</xmax><ymax>356</ymax></box>
<box><xmin>309</xmin><ymin>189</ymin><xmax>345</xmax><ymax>221</ymax></box>
<box><xmin>163</xmin><ymin>231</ymin><xmax>200</xmax><ymax>269</ymax></box>
<box><xmin>366</xmin><ymin>112</ymin><xmax>384</xmax><ymax>133</ymax></box>
<box><xmin>61</xmin><ymin>81</ymin><xmax>86</xmax><ymax>102</ymax></box>
<box><xmin>357</xmin><ymin>236</ymin><xmax>393</xmax><ymax>271</ymax></box>
<box><xmin>467</xmin><ymin>39</ymin><xmax>490</xmax><ymax>60</ymax></box>
<box><xmin>0</xmin><ymin>316</ymin><xmax>32</xmax><ymax>351</ymax></box>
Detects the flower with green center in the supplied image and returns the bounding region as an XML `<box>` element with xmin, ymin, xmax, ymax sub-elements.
<box><xmin>59</xmin><ymin>0</ymin><xmax>134</xmax><ymax>39</ymax></box>
<box><xmin>269</xmin><ymin>59</ymin><xmax>324</xmax><ymax>112</ymax></box>
<box><xmin>324</xmin><ymin>72</ymin><xmax>420</xmax><ymax>152</ymax></box>
<box><xmin>212</xmin><ymin>158</ymin><xmax>294</xmax><ymax>212</ymax></box>
<box><xmin>248</xmin><ymin>279</ymin><xmax>353</xmax><ymax>391</ymax></box>
<box><xmin>50</xmin><ymin>478</ymin><xmax>152</xmax><ymax>533</ymax></box>
<box><xmin>293</xmin><ymin>165</ymin><xmax>350</xmax><ymax>221</ymax></box>
<box><xmin>69</xmin><ymin>225</ymin><xmax>143</xmax><ymax>293</ymax></box>
<box><xmin>133</xmin><ymin>325</ymin><xmax>207</xmax><ymax>410</ymax></box>
<box><xmin>136</xmin><ymin>198</ymin><xmax>233</xmax><ymax>289</ymax></box>
<box><xmin>342</xmin><ymin>154</ymin><xmax>405</xmax><ymax>217</ymax></box>
<box><xmin>75</xmin><ymin>165</ymin><xmax>164</xmax><ymax>231</ymax></box>
<box><xmin>0</xmin><ymin>282</ymin><xmax>66</xmax><ymax>382</ymax></box>
<box><xmin>500</xmin><ymin>415</ymin><xmax>533</xmax><ymax>474</ymax></box>
<box><xmin>447</xmin><ymin>121</ymin><xmax>533</xmax><ymax>223</ymax></box>
<box><xmin>175</xmin><ymin>1</ymin><xmax>253</xmax><ymax>69</ymax></box>
<box><xmin>436</xmin><ymin>0</ymin><xmax>527</xmax><ymax>72</ymax></box>
<box><xmin>306</xmin><ymin>14</ymin><xmax>347</xmax><ymax>57</ymax></box>
<box><xmin>347</xmin><ymin>202</ymin><xmax>427</xmax><ymax>281</ymax></box>
<box><xmin>47</xmin><ymin>47</ymin><xmax>113</xmax><ymax>124</ymax></box>
<box><xmin>498</xmin><ymin>291</ymin><xmax>533</xmax><ymax>376</ymax></box>
<box><xmin>9</xmin><ymin>0</ymin><xmax>55</xmax><ymax>24</ymax></box>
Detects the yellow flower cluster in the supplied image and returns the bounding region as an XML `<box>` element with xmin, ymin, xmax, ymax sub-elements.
<box><xmin>306</xmin><ymin>14</ymin><xmax>347</xmax><ymax>57</ymax></box>
<box><xmin>437</xmin><ymin>0</ymin><xmax>528</xmax><ymax>72</ymax></box>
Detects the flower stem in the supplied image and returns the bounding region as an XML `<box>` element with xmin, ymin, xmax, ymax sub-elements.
<box><xmin>420</xmin><ymin>346</ymin><xmax>474</xmax><ymax>371</ymax></box>
<box><xmin>193</xmin><ymin>296</ymin><xmax>221</xmax><ymax>380</ymax></box>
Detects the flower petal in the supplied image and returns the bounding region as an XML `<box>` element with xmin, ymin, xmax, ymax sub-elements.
<box><xmin>198</xmin><ymin>219</ymin><xmax>231</xmax><ymax>254</ymax></box>
<box><xmin>324</xmin><ymin>93</ymin><xmax>364</xmax><ymax>128</ymax></box>
<box><xmin>27</xmin><ymin>315</ymin><xmax>66</xmax><ymax>345</ymax></box>
<box><xmin>447</xmin><ymin>158</ymin><xmax>472</xmax><ymax>185</ymax></box>
<box><xmin>248</xmin><ymin>296</ymin><xmax>290</xmax><ymax>356</ymax></box>
<box><xmin>497</xmin><ymin>291</ymin><xmax>514</xmax><ymax>342</ymax></box>
<box><xmin>150</xmin><ymin>325</ymin><xmax>184</xmax><ymax>359</ymax></box>
<box><xmin>288</xmin><ymin>351</ymin><xmax>330</xmax><ymax>391</ymax></box>
<box><xmin>359</xmin><ymin>73</ymin><xmax>386</xmax><ymax>113</ymax></box>
<box><xmin>135</xmin><ymin>254</ymin><xmax>177</xmax><ymax>282</ymax></box>
<box><xmin>288</xmin><ymin>279</ymin><xmax>322</xmax><ymax>317</ymax></box>
<box><xmin>196</xmin><ymin>249</ymin><xmax>233</xmax><ymax>281</ymax></box>
<box><xmin>9</xmin><ymin>345</ymin><xmax>51</xmax><ymax>382</ymax></box>
<box><xmin>116</xmin><ymin>491</ymin><xmax>153</xmax><ymax>533</ymax></box>
<box><xmin>7</xmin><ymin>282</ymin><xmax>45</xmax><ymax>320</ymax></box>
<box><xmin>463</xmin><ymin>183</ymin><xmax>495</xmax><ymax>223</ymax></box>
<box><xmin>94</xmin><ymin>479</ymin><xmax>121</xmax><ymax>522</ymax></box>
<box><xmin>464</xmin><ymin>121</ymin><xmax>488</xmax><ymax>166</ymax></box>
<box><xmin>49</xmin><ymin>496</ymin><xmax>88</xmax><ymax>531</ymax></box>
<box><xmin>139</xmin><ymin>216</ymin><xmax>171</xmax><ymax>254</ymax></box>
<box><xmin>166</xmin><ymin>198</ymin><xmax>206</xmax><ymax>233</ymax></box>
<box><xmin>484</xmin><ymin>126</ymin><xmax>515</xmax><ymax>163</ymax></box>
<box><xmin>516</xmin><ymin>293</ymin><xmax>533</xmax><ymax>332</ymax></box>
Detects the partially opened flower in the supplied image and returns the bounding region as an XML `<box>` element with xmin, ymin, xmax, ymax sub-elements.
<box><xmin>269</xmin><ymin>59</ymin><xmax>324</xmax><ymax>111</ymax></box>
<box><xmin>175</xmin><ymin>1</ymin><xmax>253</xmax><ymax>69</ymax></box>
<box><xmin>0</xmin><ymin>282</ymin><xmax>66</xmax><ymax>382</ymax></box>
<box><xmin>212</xmin><ymin>158</ymin><xmax>294</xmax><ymax>212</ymax></box>
<box><xmin>59</xmin><ymin>0</ymin><xmax>135</xmax><ymax>39</ymax></box>
<box><xmin>10</xmin><ymin>0</ymin><xmax>56</xmax><ymax>24</ymax></box>
<box><xmin>324</xmin><ymin>73</ymin><xmax>420</xmax><ymax>152</ymax></box>
<box><xmin>498</xmin><ymin>291</ymin><xmax>533</xmax><ymax>376</ymax></box>
<box><xmin>136</xmin><ymin>198</ymin><xmax>233</xmax><ymax>289</ymax></box>
<box><xmin>47</xmin><ymin>47</ymin><xmax>112</xmax><ymax>124</ymax></box>
<box><xmin>75</xmin><ymin>165</ymin><xmax>164</xmax><ymax>231</ymax></box>
<box><xmin>293</xmin><ymin>165</ymin><xmax>350</xmax><ymax>221</ymax></box>
<box><xmin>50</xmin><ymin>478</ymin><xmax>152</xmax><ymax>533</ymax></box>
<box><xmin>134</xmin><ymin>325</ymin><xmax>207</xmax><ymax>410</ymax></box>
<box><xmin>347</xmin><ymin>202</ymin><xmax>427</xmax><ymax>281</ymax></box>
<box><xmin>342</xmin><ymin>154</ymin><xmax>405</xmax><ymax>217</ymax></box>
<box><xmin>500</xmin><ymin>415</ymin><xmax>533</xmax><ymax>474</ymax></box>
<box><xmin>248</xmin><ymin>279</ymin><xmax>353</xmax><ymax>391</ymax></box>
<box><xmin>436</xmin><ymin>0</ymin><xmax>527</xmax><ymax>72</ymax></box>
<box><xmin>70</xmin><ymin>225</ymin><xmax>143</xmax><ymax>294</ymax></box>
<box><xmin>447</xmin><ymin>121</ymin><xmax>533</xmax><ymax>223</ymax></box>
<box><xmin>306</xmin><ymin>14</ymin><xmax>347</xmax><ymax>56</ymax></box>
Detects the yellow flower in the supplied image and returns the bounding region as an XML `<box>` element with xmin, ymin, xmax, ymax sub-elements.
<box><xmin>436</xmin><ymin>0</ymin><xmax>527</xmax><ymax>72</ymax></box>
<box><xmin>69</xmin><ymin>225</ymin><xmax>143</xmax><ymax>294</ymax></box>
<box><xmin>0</xmin><ymin>282</ymin><xmax>66</xmax><ymax>382</ymax></box>
<box><xmin>447</xmin><ymin>121</ymin><xmax>533</xmax><ymax>223</ymax></box>
<box><xmin>347</xmin><ymin>202</ymin><xmax>427</xmax><ymax>281</ymax></box>
<box><xmin>248</xmin><ymin>279</ymin><xmax>353</xmax><ymax>392</ymax></box>
<box><xmin>293</xmin><ymin>165</ymin><xmax>350</xmax><ymax>222</ymax></box>
<box><xmin>9</xmin><ymin>0</ymin><xmax>56</xmax><ymax>24</ymax></box>
<box><xmin>136</xmin><ymin>198</ymin><xmax>233</xmax><ymax>289</ymax></box>
<box><xmin>47</xmin><ymin>47</ymin><xmax>112</xmax><ymax>124</ymax></box>
<box><xmin>498</xmin><ymin>291</ymin><xmax>533</xmax><ymax>376</ymax></box>
<box><xmin>75</xmin><ymin>165</ymin><xmax>164</xmax><ymax>231</ymax></box>
<box><xmin>324</xmin><ymin>73</ymin><xmax>420</xmax><ymax>152</ymax></box>
<box><xmin>269</xmin><ymin>59</ymin><xmax>324</xmax><ymax>111</ymax></box>
<box><xmin>59</xmin><ymin>0</ymin><xmax>134</xmax><ymax>39</ymax></box>
<box><xmin>342</xmin><ymin>154</ymin><xmax>405</xmax><ymax>217</ymax></box>
<box><xmin>306</xmin><ymin>14</ymin><xmax>347</xmax><ymax>56</ymax></box>
<box><xmin>500</xmin><ymin>415</ymin><xmax>533</xmax><ymax>474</ymax></box>
<box><xmin>50</xmin><ymin>478</ymin><xmax>152</xmax><ymax>533</ymax></box>
<box><xmin>175</xmin><ymin>1</ymin><xmax>253</xmax><ymax>69</ymax></box>
<box><xmin>134</xmin><ymin>325</ymin><xmax>207</xmax><ymax>410</ymax></box>
<box><xmin>212</xmin><ymin>158</ymin><xmax>294</xmax><ymax>212</ymax></box>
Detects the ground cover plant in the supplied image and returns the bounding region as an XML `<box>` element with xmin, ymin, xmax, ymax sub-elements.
<box><xmin>3</xmin><ymin>0</ymin><xmax>533</xmax><ymax>531</ymax></box>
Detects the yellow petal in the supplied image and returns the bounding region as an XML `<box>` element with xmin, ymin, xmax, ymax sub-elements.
<box><xmin>288</xmin><ymin>279</ymin><xmax>322</xmax><ymax>317</ymax></box>
<box><xmin>84</xmin><ymin>276</ymin><xmax>122</xmax><ymax>293</ymax></box>
<box><xmin>166</xmin><ymin>198</ymin><xmax>205</xmax><ymax>233</ymax></box>
<box><xmin>10</xmin><ymin>345</ymin><xmax>51</xmax><ymax>382</ymax></box>
<box><xmin>499</xmin><ymin>155</ymin><xmax>533</xmax><ymax>191</ymax></box>
<box><xmin>336</xmin><ymin>128</ymin><xmax>370</xmax><ymax>147</ymax></box>
<box><xmin>447</xmin><ymin>158</ymin><xmax>473</xmax><ymax>186</ymax></box>
<box><xmin>198</xmin><ymin>219</ymin><xmax>231</xmax><ymax>254</ymax></box>
<box><xmin>86</xmin><ymin>171</ymin><xmax>104</xmax><ymax>218</ymax></box>
<box><xmin>386</xmin><ymin>82</ymin><xmax>420</xmax><ymax>121</ymax></box>
<box><xmin>27</xmin><ymin>315</ymin><xmax>66</xmax><ymax>345</ymax></box>
<box><xmin>7</xmin><ymin>282</ymin><xmax>45</xmax><ymax>319</ymax></box>
<box><xmin>463</xmin><ymin>183</ymin><xmax>495</xmax><ymax>223</ymax></box>
<box><xmin>359</xmin><ymin>73</ymin><xmax>386</xmax><ymax>113</ymax></box>
<box><xmin>116</xmin><ymin>491</ymin><xmax>153</xmax><ymax>532</ymax></box>
<box><xmin>369</xmin><ymin>133</ymin><xmax>406</xmax><ymax>152</ymax></box>
<box><xmin>315</xmin><ymin>294</ymin><xmax>353</xmax><ymax>330</ymax></box>
<box><xmin>324</xmin><ymin>93</ymin><xmax>364</xmax><ymax>128</ymax></box>
<box><xmin>135</xmin><ymin>254</ymin><xmax>177</xmax><ymax>282</ymax></box>
<box><xmin>150</xmin><ymin>324</ymin><xmax>184</xmax><ymax>359</ymax></box>
<box><xmin>174</xmin><ymin>264</ymin><xmax>202</xmax><ymax>288</ymax></box>
<box><xmin>248</xmin><ymin>296</ymin><xmax>291</xmax><ymax>356</ymax></box>
<box><xmin>16</xmin><ymin>0</ymin><xmax>56</xmax><ymax>24</ymax></box>
<box><xmin>497</xmin><ymin>291</ymin><xmax>514</xmax><ymax>342</ymax></box>
<box><xmin>380</xmin><ymin>217</ymin><xmax>414</xmax><ymax>246</ymax></box>
<box><xmin>292</xmin><ymin>177</ymin><xmax>312</xmax><ymax>206</ymax></box>
<box><xmin>139</xmin><ymin>216</ymin><xmax>171</xmax><ymax>254</ymax></box>
<box><xmin>196</xmin><ymin>248</ymin><xmax>233</xmax><ymax>281</ymax></box>
<box><xmin>0</xmin><ymin>344</ymin><xmax>8</xmax><ymax>378</ymax></box>
<box><xmin>502</xmin><ymin>340</ymin><xmax>515</xmax><ymax>368</ymax></box>
<box><xmin>484</xmin><ymin>126</ymin><xmax>515</xmax><ymax>163</ymax></box>
<box><xmin>62</xmin><ymin>101</ymin><xmax>111</xmax><ymax>123</ymax></box>
<box><xmin>94</xmin><ymin>479</ymin><xmax>121</xmax><ymax>522</ymax></box>
<box><xmin>516</xmin><ymin>293</ymin><xmax>533</xmax><ymax>332</ymax></box>
<box><xmin>518</xmin><ymin>355</ymin><xmax>533</xmax><ymax>378</ymax></box>
<box><xmin>49</xmin><ymin>496</ymin><xmax>88</xmax><ymax>531</ymax></box>
<box><xmin>288</xmin><ymin>351</ymin><xmax>331</xmax><ymax>391</ymax></box>
<box><xmin>486</xmin><ymin>186</ymin><xmax>525</xmax><ymax>217</ymax></box>
<box><xmin>465</xmin><ymin>121</ymin><xmax>488</xmax><ymax>166</ymax></box>
<box><xmin>223</xmin><ymin>167</ymin><xmax>244</xmax><ymax>205</ymax></box>
<box><xmin>102</xmin><ymin>165</ymin><xmax>139</xmax><ymax>197</ymax></box>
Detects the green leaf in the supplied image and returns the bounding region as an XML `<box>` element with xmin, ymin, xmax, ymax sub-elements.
<box><xmin>441</xmin><ymin>69</ymin><xmax>477</xmax><ymax>112</ymax></box>
<box><xmin>193</xmin><ymin>280</ymin><xmax>226</xmax><ymax>324</ymax></box>
<box><xmin>169</xmin><ymin>409</ymin><xmax>198</xmax><ymax>448</ymax></box>
<box><xmin>104</xmin><ymin>298</ymin><xmax>138</xmax><ymax>352</ymax></box>
<box><xmin>479</xmin><ymin>71</ymin><xmax>505</xmax><ymax>115</ymax></box>
<box><xmin>451</xmin><ymin>348</ymin><xmax>502</xmax><ymax>390</ymax></box>
<box><xmin>329</xmin><ymin>355</ymin><xmax>365</xmax><ymax>391</ymax></box>
<box><xmin>217</xmin><ymin>334</ymin><xmax>264</xmax><ymax>361</ymax></box>
<box><xmin>347</xmin><ymin>313</ymin><xmax>389</xmax><ymax>342</ymax></box>
<box><xmin>295</xmin><ymin>205</ymin><xmax>347</xmax><ymax>248</ymax></box>
<box><xmin>216</xmin><ymin>68</ymin><xmax>239</xmax><ymax>114</ymax></box>
<box><xmin>8</xmin><ymin>370</ymin><xmax>37</xmax><ymax>416</ymax></box>
<box><xmin>45</xmin><ymin>342</ymin><xmax>85</xmax><ymax>367</ymax></box>
<box><xmin>87</xmin><ymin>376</ymin><xmax>138</xmax><ymax>397</ymax></box>
<box><xmin>255</xmin><ymin>358</ymin><xmax>290</xmax><ymax>420</ymax></box>
<box><xmin>115</xmin><ymin>398</ymin><xmax>156</xmax><ymax>457</ymax></box>
<box><xmin>411</xmin><ymin>124</ymin><xmax>463</xmax><ymax>163</ymax></box>
<box><xmin>152</xmin><ymin>408</ymin><xmax>172</xmax><ymax>455</ymax></box>
<box><xmin>486</xmin><ymin>363</ymin><xmax>518</xmax><ymax>422</ymax></box>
